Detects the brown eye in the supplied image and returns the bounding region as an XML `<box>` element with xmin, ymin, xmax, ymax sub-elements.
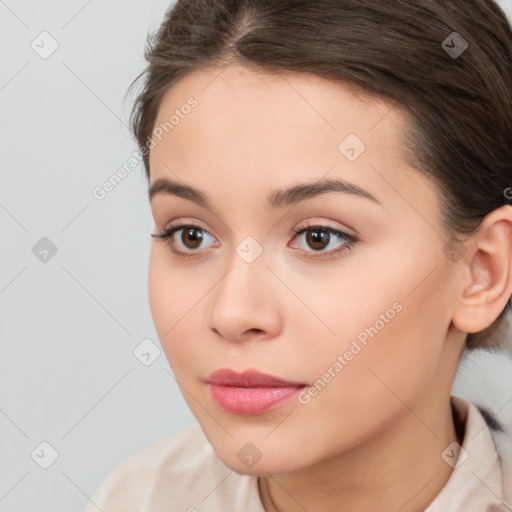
<box><xmin>151</xmin><ymin>223</ymin><xmax>217</xmax><ymax>258</ymax></box>
<box><xmin>305</xmin><ymin>229</ymin><xmax>331</xmax><ymax>251</ymax></box>
<box><xmin>290</xmin><ymin>223</ymin><xmax>357</xmax><ymax>260</ymax></box>
<box><xmin>152</xmin><ymin>222</ymin><xmax>357</xmax><ymax>261</ymax></box>
<box><xmin>180</xmin><ymin>227</ymin><xmax>204</xmax><ymax>249</ymax></box>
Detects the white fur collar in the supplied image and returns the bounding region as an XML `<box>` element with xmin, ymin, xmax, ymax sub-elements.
<box><xmin>452</xmin><ymin>348</ymin><xmax>512</xmax><ymax>510</ymax></box>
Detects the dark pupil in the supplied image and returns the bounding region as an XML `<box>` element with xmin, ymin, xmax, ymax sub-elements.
<box><xmin>182</xmin><ymin>228</ymin><xmax>203</xmax><ymax>249</ymax></box>
<box><xmin>181</xmin><ymin>227</ymin><xmax>330</xmax><ymax>251</ymax></box>
<box><xmin>307</xmin><ymin>229</ymin><xmax>329</xmax><ymax>251</ymax></box>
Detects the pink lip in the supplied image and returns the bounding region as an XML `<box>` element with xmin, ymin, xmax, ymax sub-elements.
<box><xmin>206</xmin><ymin>368</ymin><xmax>306</xmax><ymax>387</ymax></box>
<box><xmin>206</xmin><ymin>369</ymin><xmax>307</xmax><ymax>416</ymax></box>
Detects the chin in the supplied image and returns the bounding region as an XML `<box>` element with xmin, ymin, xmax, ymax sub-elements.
<box><xmin>208</xmin><ymin>435</ymin><xmax>310</xmax><ymax>477</ymax></box>
<box><xmin>217</xmin><ymin>451</ymin><xmax>295</xmax><ymax>477</ymax></box>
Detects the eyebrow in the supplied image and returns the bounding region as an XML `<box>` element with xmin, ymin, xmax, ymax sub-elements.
<box><xmin>148</xmin><ymin>176</ymin><xmax>381</xmax><ymax>210</ymax></box>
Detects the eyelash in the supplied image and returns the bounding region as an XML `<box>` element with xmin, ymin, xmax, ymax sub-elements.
<box><xmin>151</xmin><ymin>221</ymin><xmax>357</xmax><ymax>260</ymax></box>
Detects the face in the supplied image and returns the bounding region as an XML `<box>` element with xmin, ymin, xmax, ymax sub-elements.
<box><xmin>147</xmin><ymin>64</ymin><xmax>461</xmax><ymax>475</ymax></box>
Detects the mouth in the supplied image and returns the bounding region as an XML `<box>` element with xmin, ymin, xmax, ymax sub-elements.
<box><xmin>205</xmin><ymin>368</ymin><xmax>307</xmax><ymax>416</ymax></box>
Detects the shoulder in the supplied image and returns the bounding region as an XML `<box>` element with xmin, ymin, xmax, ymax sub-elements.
<box><xmin>453</xmin><ymin>348</ymin><xmax>512</xmax><ymax>436</ymax></box>
<box><xmin>84</xmin><ymin>422</ymin><xmax>261</xmax><ymax>512</ymax></box>
<box><xmin>84</xmin><ymin>423</ymin><xmax>205</xmax><ymax>511</ymax></box>
<box><xmin>452</xmin><ymin>348</ymin><xmax>512</xmax><ymax>509</ymax></box>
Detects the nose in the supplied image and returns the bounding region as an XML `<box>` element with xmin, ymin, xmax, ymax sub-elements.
<box><xmin>208</xmin><ymin>246</ymin><xmax>282</xmax><ymax>343</ymax></box>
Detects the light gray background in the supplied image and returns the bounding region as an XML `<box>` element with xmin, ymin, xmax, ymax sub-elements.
<box><xmin>1</xmin><ymin>1</ymin><xmax>511</xmax><ymax>510</ymax></box>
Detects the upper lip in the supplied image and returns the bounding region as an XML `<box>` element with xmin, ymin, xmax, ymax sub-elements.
<box><xmin>206</xmin><ymin>368</ymin><xmax>306</xmax><ymax>387</ymax></box>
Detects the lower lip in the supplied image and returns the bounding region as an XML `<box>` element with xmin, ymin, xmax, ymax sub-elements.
<box><xmin>208</xmin><ymin>384</ymin><xmax>306</xmax><ymax>415</ymax></box>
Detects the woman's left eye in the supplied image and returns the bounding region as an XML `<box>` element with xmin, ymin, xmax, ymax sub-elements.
<box><xmin>151</xmin><ymin>222</ymin><xmax>357</xmax><ymax>260</ymax></box>
<box><xmin>290</xmin><ymin>223</ymin><xmax>357</xmax><ymax>260</ymax></box>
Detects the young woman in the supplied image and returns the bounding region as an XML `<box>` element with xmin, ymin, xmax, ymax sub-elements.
<box><xmin>85</xmin><ymin>1</ymin><xmax>512</xmax><ymax>510</ymax></box>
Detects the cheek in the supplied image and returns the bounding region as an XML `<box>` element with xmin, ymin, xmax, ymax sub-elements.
<box><xmin>286</xmin><ymin>236</ymin><xmax>443</xmax><ymax>362</ymax></box>
<box><xmin>290</xmin><ymin>248</ymin><xmax>451</xmax><ymax>446</ymax></box>
<box><xmin>294</xmin><ymin>297</ymin><xmax>446</xmax><ymax>462</ymax></box>
<box><xmin>148</xmin><ymin>246</ymin><xmax>172</xmax><ymax>332</ymax></box>
<box><xmin>148</xmin><ymin>247</ymin><xmax>184</xmax><ymax>347</ymax></box>
<box><xmin>148</xmin><ymin>245</ymin><xmax>212</xmax><ymax>370</ymax></box>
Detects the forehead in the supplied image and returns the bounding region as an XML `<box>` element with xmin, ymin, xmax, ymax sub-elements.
<box><xmin>149</xmin><ymin>64</ymin><xmax>406</xmax><ymax>163</ymax></box>
<box><xmin>147</xmin><ymin>64</ymin><xmax>434</xmax><ymax>217</ymax></box>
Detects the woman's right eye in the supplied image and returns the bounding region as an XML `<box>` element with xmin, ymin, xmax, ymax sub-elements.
<box><xmin>151</xmin><ymin>224</ymin><xmax>218</xmax><ymax>259</ymax></box>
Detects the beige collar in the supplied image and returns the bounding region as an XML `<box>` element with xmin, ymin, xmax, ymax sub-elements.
<box><xmin>425</xmin><ymin>395</ymin><xmax>509</xmax><ymax>512</ymax></box>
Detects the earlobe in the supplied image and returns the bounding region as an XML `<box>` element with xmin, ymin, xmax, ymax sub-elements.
<box><xmin>452</xmin><ymin>205</ymin><xmax>512</xmax><ymax>334</ymax></box>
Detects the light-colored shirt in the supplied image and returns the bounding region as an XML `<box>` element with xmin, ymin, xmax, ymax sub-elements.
<box><xmin>84</xmin><ymin>395</ymin><xmax>510</xmax><ymax>512</ymax></box>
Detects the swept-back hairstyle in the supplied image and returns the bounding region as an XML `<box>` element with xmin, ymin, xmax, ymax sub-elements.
<box><xmin>127</xmin><ymin>0</ymin><xmax>512</xmax><ymax>351</ymax></box>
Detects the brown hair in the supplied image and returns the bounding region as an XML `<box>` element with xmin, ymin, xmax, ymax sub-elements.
<box><xmin>127</xmin><ymin>0</ymin><xmax>512</xmax><ymax>352</ymax></box>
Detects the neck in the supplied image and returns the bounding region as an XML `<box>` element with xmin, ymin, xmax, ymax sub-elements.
<box><xmin>259</xmin><ymin>391</ymin><xmax>461</xmax><ymax>512</ymax></box>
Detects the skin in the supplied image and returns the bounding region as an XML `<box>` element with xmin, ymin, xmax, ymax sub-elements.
<box><xmin>147</xmin><ymin>64</ymin><xmax>512</xmax><ymax>512</ymax></box>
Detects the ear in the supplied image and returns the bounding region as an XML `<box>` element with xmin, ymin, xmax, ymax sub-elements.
<box><xmin>451</xmin><ymin>205</ymin><xmax>512</xmax><ymax>335</ymax></box>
